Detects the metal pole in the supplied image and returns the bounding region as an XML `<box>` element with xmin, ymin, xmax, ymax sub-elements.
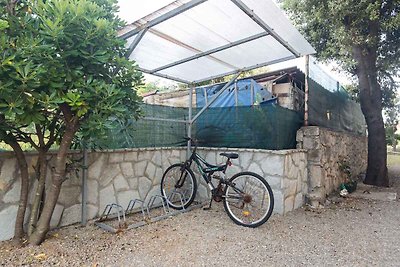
<box><xmin>234</xmin><ymin>81</ymin><xmax>238</xmax><ymax>106</ymax></box>
<box><xmin>250</xmin><ymin>80</ymin><xmax>254</xmax><ymax>106</ymax></box>
<box><xmin>304</xmin><ymin>55</ymin><xmax>310</xmax><ymax>126</ymax></box>
<box><xmin>81</xmin><ymin>146</ymin><xmax>88</xmax><ymax>226</ymax></box>
<box><xmin>187</xmin><ymin>85</ymin><xmax>193</xmax><ymax>159</ymax></box>
<box><xmin>203</xmin><ymin>87</ymin><xmax>208</xmax><ymax>106</ymax></box>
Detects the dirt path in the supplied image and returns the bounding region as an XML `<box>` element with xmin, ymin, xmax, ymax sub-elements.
<box><xmin>1</xmin><ymin>165</ymin><xmax>399</xmax><ymax>267</ymax></box>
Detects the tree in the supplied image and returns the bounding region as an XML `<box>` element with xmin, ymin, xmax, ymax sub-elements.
<box><xmin>282</xmin><ymin>0</ymin><xmax>400</xmax><ymax>186</ymax></box>
<box><xmin>385</xmin><ymin>94</ymin><xmax>400</xmax><ymax>151</ymax></box>
<box><xmin>0</xmin><ymin>0</ymin><xmax>142</xmax><ymax>245</ymax></box>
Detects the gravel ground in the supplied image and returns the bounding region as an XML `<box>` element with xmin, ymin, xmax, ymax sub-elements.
<box><xmin>1</xmin><ymin>165</ymin><xmax>399</xmax><ymax>267</ymax></box>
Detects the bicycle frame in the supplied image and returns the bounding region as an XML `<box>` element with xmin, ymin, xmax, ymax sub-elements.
<box><xmin>184</xmin><ymin>143</ymin><xmax>231</xmax><ymax>193</ymax></box>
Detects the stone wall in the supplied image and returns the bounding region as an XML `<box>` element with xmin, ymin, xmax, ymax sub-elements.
<box><xmin>297</xmin><ymin>126</ymin><xmax>367</xmax><ymax>206</ymax></box>
<box><xmin>0</xmin><ymin>147</ymin><xmax>307</xmax><ymax>241</ymax></box>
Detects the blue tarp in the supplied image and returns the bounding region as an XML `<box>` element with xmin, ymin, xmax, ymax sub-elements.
<box><xmin>195</xmin><ymin>79</ymin><xmax>272</xmax><ymax>107</ymax></box>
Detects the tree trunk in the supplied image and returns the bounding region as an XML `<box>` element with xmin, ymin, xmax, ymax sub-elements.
<box><xmin>27</xmin><ymin>150</ymin><xmax>47</xmax><ymax>236</ymax></box>
<box><xmin>29</xmin><ymin>114</ymin><xmax>78</xmax><ymax>245</ymax></box>
<box><xmin>353</xmin><ymin>45</ymin><xmax>389</xmax><ymax>187</ymax></box>
<box><xmin>4</xmin><ymin>135</ymin><xmax>29</xmax><ymax>242</ymax></box>
<box><xmin>392</xmin><ymin>125</ymin><xmax>397</xmax><ymax>152</ymax></box>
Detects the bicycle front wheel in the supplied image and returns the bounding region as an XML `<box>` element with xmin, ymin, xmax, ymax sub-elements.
<box><xmin>161</xmin><ymin>163</ymin><xmax>197</xmax><ymax>210</ymax></box>
<box><xmin>223</xmin><ymin>172</ymin><xmax>274</xmax><ymax>228</ymax></box>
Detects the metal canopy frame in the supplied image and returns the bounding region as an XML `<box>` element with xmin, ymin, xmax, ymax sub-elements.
<box><xmin>121</xmin><ymin>0</ymin><xmax>313</xmax><ymax>85</ymax></box>
<box><xmin>119</xmin><ymin>0</ymin><xmax>315</xmax><ymax>155</ymax></box>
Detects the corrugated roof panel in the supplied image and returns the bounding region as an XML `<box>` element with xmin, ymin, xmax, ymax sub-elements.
<box><xmin>211</xmin><ymin>35</ymin><xmax>294</xmax><ymax>69</ymax></box>
<box><xmin>152</xmin><ymin>0</ymin><xmax>264</xmax><ymax>52</ymax></box>
<box><xmin>118</xmin><ymin>0</ymin><xmax>178</xmax><ymax>24</ymax></box>
<box><xmin>120</xmin><ymin>0</ymin><xmax>316</xmax><ymax>83</ymax></box>
<box><xmin>127</xmin><ymin>31</ymin><xmax>197</xmax><ymax>70</ymax></box>
<box><xmin>240</xmin><ymin>0</ymin><xmax>315</xmax><ymax>55</ymax></box>
<box><xmin>157</xmin><ymin>57</ymin><xmax>235</xmax><ymax>82</ymax></box>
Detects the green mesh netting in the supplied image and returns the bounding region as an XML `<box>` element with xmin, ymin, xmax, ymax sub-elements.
<box><xmin>103</xmin><ymin>104</ymin><xmax>303</xmax><ymax>150</ymax></box>
<box><xmin>308</xmin><ymin>78</ymin><xmax>366</xmax><ymax>135</ymax></box>
<box><xmin>194</xmin><ymin>105</ymin><xmax>302</xmax><ymax>149</ymax></box>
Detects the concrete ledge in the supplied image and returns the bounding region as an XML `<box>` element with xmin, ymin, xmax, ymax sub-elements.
<box><xmin>348</xmin><ymin>183</ymin><xmax>397</xmax><ymax>202</ymax></box>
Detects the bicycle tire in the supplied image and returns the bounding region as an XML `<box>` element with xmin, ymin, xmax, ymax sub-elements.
<box><xmin>223</xmin><ymin>172</ymin><xmax>274</xmax><ymax>228</ymax></box>
<box><xmin>160</xmin><ymin>163</ymin><xmax>197</xmax><ymax>210</ymax></box>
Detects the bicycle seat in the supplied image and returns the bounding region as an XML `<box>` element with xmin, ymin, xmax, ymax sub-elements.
<box><xmin>220</xmin><ymin>152</ymin><xmax>238</xmax><ymax>159</ymax></box>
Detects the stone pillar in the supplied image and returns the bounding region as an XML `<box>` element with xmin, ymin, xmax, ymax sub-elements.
<box><xmin>297</xmin><ymin>126</ymin><xmax>367</xmax><ymax>207</ymax></box>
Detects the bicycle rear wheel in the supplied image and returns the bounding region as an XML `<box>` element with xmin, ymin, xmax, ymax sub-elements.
<box><xmin>223</xmin><ymin>172</ymin><xmax>274</xmax><ymax>227</ymax></box>
<box><xmin>161</xmin><ymin>163</ymin><xmax>197</xmax><ymax>210</ymax></box>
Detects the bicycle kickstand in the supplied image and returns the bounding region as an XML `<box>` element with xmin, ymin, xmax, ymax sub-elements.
<box><xmin>203</xmin><ymin>198</ymin><xmax>213</xmax><ymax>210</ymax></box>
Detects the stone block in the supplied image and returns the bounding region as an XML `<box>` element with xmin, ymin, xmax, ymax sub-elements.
<box><xmin>225</xmin><ymin>165</ymin><xmax>242</xmax><ymax>178</ymax></box>
<box><xmin>303</xmin><ymin>126</ymin><xmax>320</xmax><ymax>136</ymax></box>
<box><xmin>0</xmin><ymin>205</ymin><xmax>18</xmax><ymax>241</ymax></box>
<box><xmin>309</xmin><ymin>165</ymin><xmax>323</xmax><ymax>188</ymax></box>
<box><xmin>124</xmin><ymin>151</ymin><xmax>138</xmax><ymax>162</ymax></box>
<box><xmin>99</xmin><ymin>185</ymin><xmax>116</xmax><ymax>211</ymax></box>
<box><xmin>239</xmin><ymin>152</ymin><xmax>253</xmax><ymax>170</ymax></box>
<box><xmin>133</xmin><ymin>161</ymin><xmax>147</xmax><ymax>177</ymax></box>
<box><xmin>151</xmin><ymin>151</ymin><xmax>162</xmax><ymax>166</ymax></box>
<box><xmin>248</xmin><ymin>162</ymin><xmax>263</xmax><ymax>176</ymax></box>
<box><xmin>87</xmin><ymin>204</ymin><xmax>99</xmax><ymax>220</ymax></box>
<box><xmin>308</xmin><ymin>149</ymin><xmax>322</xmax><ymax>163</ymax></box>
<box><xmin>296</xmin><ymin>130</ymin><xmax>304</xmax><ymax>142</ymax></box>
<box><xmin>303</xmin><ymin>137</ymin><xmax>319</xmax><ymax>149</ymax></box>
<box><xmin>145</xmin><ymin>162</ymin><xmax>156</xmax><ymax>180</ymax></box>
<box><xmin>0</xmin><ymin>158</ymin><xmax>17</xmax><ymax>185</ymax></box>
<box><xmin>3</xmin><ymin>180</ymin><xmax>21</xmax><ymax>203</ymax></box>
<box><xmin>138</xmin><ymin>151</ymin><xmax>151</xmax><ymax>161</ymax></box>
<box><xmin>109</xmin><ymin>153</ymin><xmax>124</xmax><ymax>164</ymax></box>
<box><xmin>152</xmin><ymin>167</ymin><xmax>163</xmax><ymax>186</ymax></box>
<box><xmin>161</xmin><ymin>154</ymin><xmax>171</xmax><ymax>170</ymax></box>
<box><xmin>59</xmin><ymin>204</ymin><xmax>80</xmax><ymax>227</ymax></box>
<box><xmin>271</xmin><ymin>190</ymin><xmax>284</xmax><ymax>215</ymax></box>
<box><xmin>205</xmin><ymin>152</ymin><xmax>217</xmax><ymax>165</ymax></box>
<box><xmin>284</xmin><ymin>195</ymin><xmax>295</xmax><ymax>213</ymax></box>
<box><xmin>138</xmin><ymin>177</ymin><xmax>152</xmax><ymax>200</ymax></box>
<box><xmin>0</xmin><ymin>180</ymin><xmax>7</xmax><ymax>192</ymax></box>
<box><xmin>87</xmin><ymin>179</ymin><xmax>98</xmax><ymax>205</ymax></box>
<box><xmin>264</xmin><ymin>175</ymin><xmax>281</xmax><ymax>190</ymax></box>
<box><xmin>286</xmin><ymin>160</ymin><xmax>299</xmax><ymax>180</ymax></box>
<box><xmin>99</xmin><ymin>164</ymin><xmax>120</xmax><ymax>187</ymax></box>
<box><xmin>113</xmin><ymin>174</ymin><xmax>129</xmax><ymax>191</ymax></box>
<box><xmin>196</xmin><ymin>183</ymin><xmax>210</xmax><ymax>201</ymax></box>
<box><xmin>294</xmin><ymin>193</ymin><xmax>304</xmax><ymax>210</ymax></box>
<box><xmin>128</xmin><ymin>177</ymin><xmax>139</xmax><ymax>190</ymax></box>
<box><xmin>117</xmin><ymin>190</ymin><xmax>140</xmax><ymax>209</ymax></box>
<box><xmin>88</xmin><ymin>154</ymin><xmax>107</xmax><ymax>180</ymax></box>
<box><xmin>260</xmin><ymin>155</ymin><xmax>284</xmax><ymax>176</ymax></box>
<box><xmin>58</xmin><ymin>185</ymin><xmax>81</xmax><ymax>207</ymax></box>
<box><xmin>179</xmin><ymin>150</ymin><xmax>187</xmax><ymax>162</ymax></box>
<box><xmin>283</xmin><ymin>178</ymin><xmax>297</xmax><ymax>197</ymax></box>
<box><xmin>144</xmin><ymin>187</ymin><xmax>163</xmax><ymax>207</ymax></box>
<box><xmin>50</xmin><ymin>204</ymin><xmax>64</xmax><ymax>229</ymax></box>
<box><xmin>120</xmin><ymin>162</ymin><xmax>134</xmax><ymax>178</ymax></box>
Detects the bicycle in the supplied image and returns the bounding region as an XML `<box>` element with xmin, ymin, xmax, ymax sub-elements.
<box><xmin>160</xmin><ymin>138</ymin><xmax>274</xmax><ymax>228</ymax></box>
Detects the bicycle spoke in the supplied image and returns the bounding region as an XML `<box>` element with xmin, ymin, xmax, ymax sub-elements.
<box><xmin>224</xmin><ymin>172</ymin><xmax>274</xmax><ymax>227</ymax></box>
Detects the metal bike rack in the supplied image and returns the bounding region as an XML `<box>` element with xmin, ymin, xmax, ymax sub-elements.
<box><xmin>95</xmin><ymin>192</ymin><xmax>203</xmax><ymax>234</ymax></box>
<box><xmin>95</xmin><ymin>203</ymin><xmax>127</xmax><ymax>233</ymax></box>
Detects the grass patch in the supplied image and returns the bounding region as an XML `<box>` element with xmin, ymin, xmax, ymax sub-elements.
<box><xmin>388</xmin><ymin>154</ymin><xmax>400</xmax><ymax>167</ymax></box>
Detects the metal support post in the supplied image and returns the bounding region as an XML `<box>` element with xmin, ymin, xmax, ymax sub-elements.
<box><xmin>81</xmin><ymin>147</ymin><xmax>88</xmax><ymax>226</ymax></box>
<box><xmin>234</xmin><ymin>81</ymin><xmax>238</xmax><ymax>106</ymax></box>
<box><xmin>304</xmin><ymin>55</ymin><xmax>310</xmax><ymax>126</ymax></box>
<box><xmin>187</xmin><ymin>85</ymin><xmax>194</xmax><ymax>159</ymax></box>
<box><xmin>250</xmin><ymin>80</ymin><xmax>254</xmax><ymax>106</ymax></box>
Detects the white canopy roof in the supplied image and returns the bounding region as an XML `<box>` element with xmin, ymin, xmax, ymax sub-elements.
<box><xmin>118</xmin><ymin>0</ymin><xmax>316</xmax><ymax>84</ymax></box>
